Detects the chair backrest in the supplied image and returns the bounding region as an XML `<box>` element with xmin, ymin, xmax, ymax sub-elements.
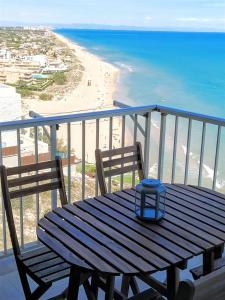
<box><xmin>95</xmin><ymin>142</ymin><xmax>145</xmax><ymax>195</ymax></box>
<box><xmin>0</xmin><ymin>156</ymin><xmax>67</xmax><ymax>257</ymax></box>
<box><xmin>176</xmin><ymin>267</ymin><xmax>225</xmax><ymax>300</ymax></box>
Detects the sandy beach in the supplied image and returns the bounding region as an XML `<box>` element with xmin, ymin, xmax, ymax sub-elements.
<box><xmin>23</xmin><ymin>31</ymin><xmax>128</xmax><ymax>163</ymax></box>
<box><xmin>24</xmin><ymin>31</ymin><xmax>119</xmax><ymax>115</ymax></box>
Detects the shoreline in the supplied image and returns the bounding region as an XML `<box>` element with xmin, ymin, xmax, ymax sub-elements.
<box><xmin>23</xmin><ymin>30</ymin><xmax>120</xmax><ymax>116</ymax></box>
<box><xmin>23</xmin><ymin>31</ymin><xmax>126</xmax><ymax>163</ymax></box>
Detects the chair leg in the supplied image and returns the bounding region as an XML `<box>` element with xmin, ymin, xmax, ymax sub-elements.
<box><xmin>31</xmin><ymin>284</ymin><xmax>51</xmax><ymax>300</ymax></box>
<box><xmin>105</xmin><ymin>275</ymin><xmax>115</xmax><ymax>300</ymax></box>
<box><xmin>17</xmin><ymin>266</ymin><xmax>32</xmax><ymax>300</ymax></box>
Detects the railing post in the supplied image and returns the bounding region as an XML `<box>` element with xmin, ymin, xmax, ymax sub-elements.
<box><xmin>0</xmin><ymin>131</ymin><xmax>7</xmax><ymax>254</ymax></box>
<box><xmin>213</xmin><ymin>125</ymin><xmax>221</xmax><ymax>190</ymax></box>
<box><xmin>67</xmin><ymin>123</ymin><xmax>71</xmax><ymax>203</ymax></box>
<box><xmin>82</xmin><ymin>121</ymin><xmax>86</xmax><ymax>200</ymax></box>
<box><xmin>158</xmin><ymin>113</ymin><xmax>167</xmax><ymax>181</ymax></box>
<box><xmin>108</xmin><ymin>117</ymin><xmax>113</xmax><ymax>193</ymax></box>
<box><xmin>34</xmin><ymin>126</ymin><xmax>40</xmax><ymax>224</ymax></box>
<box><xmin>144</xmin><ymin>112</ymin><xmax>151</xmax><ymax>177</ymax></box>
<box><xmin>50</xmin><ymin>124</ymin><xmax>57</xmax><ymax>209</ymax></box>
<box><xmin>198</xmin><ymin>122</ymin><xmax>206</xmax><ymax>187</ymax></box>
<box><xmin>120</xmin><ymin>115</ymin><xmax>126</xmax><ymax>190</ymax></box>
<box><xmin>17</xmin><ymin>128</ymin><xmax>24</xmax><ymax>248</ymax></box>
<box><xmin>171</xmin><ymin>116</ymin><xmax>179</xmax><ymax>183</ymax></box>
<box><xmin>95</xmin><ymin>119</ymin><xmax>100</xmax><ymax>196</ymax></box>
<box><xmin>184</xmin><ymin>119</ymin><xmax>192</xmax><ymax>185</ymax></box>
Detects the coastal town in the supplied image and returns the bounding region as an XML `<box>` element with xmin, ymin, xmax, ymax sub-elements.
<box><xmin>0</xmin><ymin>26</ymin><xmax>84</xmax><ymax>102</ymax></box>
<box><xmin>0</xmin><ymin>26</ymin><xmax>126</xmax><ymax>249</ymax></box>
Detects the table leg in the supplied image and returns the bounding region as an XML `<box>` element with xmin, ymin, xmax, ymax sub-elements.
<box><xmin>105</xmin><ymin>275</ymin><xmax>115</xmax><ymax>300</ymax></box>
<box><xmin>203</xmin><ymin>249</ymin><xmax>215</xmax><ymax>275</ymax></box>
<box><xmin>67</xmin><ymin>267</ymin><xmax>81</xmax><ymax>300</ymax></box>
<box><xmin>121</xmin><ymin>275</ymin><xmax>131</xmax><ymax>296</ymax></box>
<box><xmin>121</xmin><ymin>276</ymin><xmax>139</xmax><ymax>297</ymax></box>
<box><xmin>214</xmin><ymin>245</ymin><xmax>223</xmax><ymax>259</ymax></box>
<box><xmin>166</xmin><ymin>266</ymin><xmax>180</xmax><ymax>300</ymax></box>
<box><xmin>130</xmin><ymin>277</ymin><xmax>140</xmax><ymax>295</ymax></box>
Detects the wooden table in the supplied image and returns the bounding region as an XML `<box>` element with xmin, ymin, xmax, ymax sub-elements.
<box><xmin>37</xmin><ymin>184</ymin><xmax>225</xmax><ymax>300</ymax></box>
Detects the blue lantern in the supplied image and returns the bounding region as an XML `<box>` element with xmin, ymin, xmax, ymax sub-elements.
<box><xmin>135</xmin><ymin>178</ymin><xmax>166</xmax><ymax>222</ymax></box>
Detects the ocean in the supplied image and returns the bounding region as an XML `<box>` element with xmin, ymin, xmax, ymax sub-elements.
<box><xmin>55</xmin><ymin>29</ymin><xmax>224</xmax><ymax>273</ymax></box>
<box><xmin>56</xmin><ymin>29</ymin><xmax>225</xmax><ymax>117</ymax></box>
<box><xmin>56</xmin><ymin>29</ymin><xmax>225</xmax><ymax>190</ymax></box>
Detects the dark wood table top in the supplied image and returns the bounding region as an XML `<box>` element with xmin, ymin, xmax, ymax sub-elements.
<box><xmin>37</xmin><ymin>184</ymin><xmax>225</xmax><ymax>276</ymax></box>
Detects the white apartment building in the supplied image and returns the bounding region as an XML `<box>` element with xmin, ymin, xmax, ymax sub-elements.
<box><xmin>0</xmin><ymin>49</ymin><xmax>11</xmax><ymax>60</ymax></box>
<box><xmin>0</xmin><ymin>83</ymin><xmax>22</xmax><ymax>147</ymax></box>
<box><xmin>0</xmin><ymin>84</ymin><xmax>49</xmax><ymax>167</ymax></box>
<box><xmin>22</xmin><ymin>54</ymin><xmax>48</xmax><ymax>67</ymax></box>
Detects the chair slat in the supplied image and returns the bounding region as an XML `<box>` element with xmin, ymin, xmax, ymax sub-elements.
<box><xmin>7</xmin><ymin>160</ymin><xmax>57</xmax><ymax>176</ymax></box>
<box><xmin>41</xmin><ymin>268</ymin><xmax>71</xmax><ymax>283</ymax></box>
<box><xmin>105</xmin><ymin>164</ymin><xmax>139</xmax><ymax>178</ymax></box>
<box><xmin>9</xmin><ymin>181</ymin><xmax>60</xmax><ymax>199</ymax></box>
<box><xmin>19</xmin><ymin>246</ymin><xmax>51</xmax><ymax>260</ymax></box>
<box><xmin>23</xmin><ymin>251</ymin><xmax>58</xmax><ymax>267</ymax></box>
<box><xmin>8</xmin><ymin>171</ymin><xmax>58</xmax><ymax>188</ymax></box>
<box><xmin>95</xmin><ymin>142</ymin><xmax>145</xmax><ymax>195</ymax></box>
<box><xmin>101</xmin><ymin>145</ymin><xmax>137</xmax><ymax>158</ymax></box>
<box><xmin>30</xmin><ymin>257</ymin><xmax>64</xmax><ymax>272</ymax></box>
<box><xmin>103</xmin><ymin>154</ymin><xmax>139</xmax><ymax>168</ymax></box>
<box><xmin>35</xmin><ymin>262</ymin><xmax>70</xmax><ymax>278</ymax></box>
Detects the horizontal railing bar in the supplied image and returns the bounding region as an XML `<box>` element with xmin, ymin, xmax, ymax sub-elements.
<box><xmin>156</xmin><ymin>105</ymin><xmax>225</xmax><ymax>127</ymax></box>
<box><xmin>1</xmin><ymin>104</ymin><xmax>225</xmax><ymax>131</ymax></box>
<box><xmin>0</xmin><ymin>105</ymin><xmax>157</xmax><ymax>131</ymax></box>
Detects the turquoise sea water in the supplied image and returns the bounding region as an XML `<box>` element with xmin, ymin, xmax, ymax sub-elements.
<box><xmin>52</xmin><ymin>31</ymin><xmax>225</xmax><ymax>273</ymax></box>
<box><xmin>56</xmin><ymin>29</ymin><xmax>225</xmax><ymax>117</ymax></box>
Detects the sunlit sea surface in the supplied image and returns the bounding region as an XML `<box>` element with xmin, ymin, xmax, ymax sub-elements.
<box><xmin>56</xmin><ymin>29</ymin><xmax>225</xmax><ymax>117</ymax></box>
<box><xmin>56</xmin><ymin>29</ymin><xmax>225</xmax><ymax>191</ymax></box>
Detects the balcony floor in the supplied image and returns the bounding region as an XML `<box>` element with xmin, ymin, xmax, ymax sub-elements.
<box><xmin>0</xmin><ymin>253</ymin><xmax>200</xmax><ymax>300</ymax></box>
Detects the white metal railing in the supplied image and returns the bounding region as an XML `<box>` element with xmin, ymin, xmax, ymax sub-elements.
<box><xmin>1</xmin><ymin>103</ymin><xmax>225</xmax><ymax>256</ymax></box>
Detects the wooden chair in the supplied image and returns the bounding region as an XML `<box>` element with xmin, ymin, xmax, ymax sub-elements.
<box><xmin>95</xmin><ymin>142</ymin><xmax>145</xmax><ymax>297</ymax></box>
<box><xmin>175</xmin><ymin>266</ymin><xmax>225</xmax><ymax>300</ymax></box>
<box><xmin>0</xmin><ymin>157</ymin><xmax>89</xmax><ymax>300</ymax></box>
<box><xmin>190</xmin><ymin>254</ymin><xmax>225</xmax><ymax>280</ymax></box>
<box><xmin>95</xmin><ymin>142</ymin><xmax>145</xmax><ymax>195</ymax></box>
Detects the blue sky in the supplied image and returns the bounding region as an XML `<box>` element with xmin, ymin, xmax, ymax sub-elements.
<box><xmin>0</xmin><ymin>0</ymin><xmax>225</xmax><ymax>31</ymax></box>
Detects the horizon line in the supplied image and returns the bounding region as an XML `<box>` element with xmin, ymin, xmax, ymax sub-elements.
<box><xmin>0</xmin><ymin>21</ymin><xmax>225</xmax><ymax>33</ymax></box>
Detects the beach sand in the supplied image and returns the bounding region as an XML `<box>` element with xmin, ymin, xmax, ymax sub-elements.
<box><xmin>23</xmin><ymin>32</ymin><xmax>129</xmax><ymax>163</ymax></box>
<box><xmin>24</xmin><ymin>31</ymin><xmax>119</xmax><ymax>114</ymax></box>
